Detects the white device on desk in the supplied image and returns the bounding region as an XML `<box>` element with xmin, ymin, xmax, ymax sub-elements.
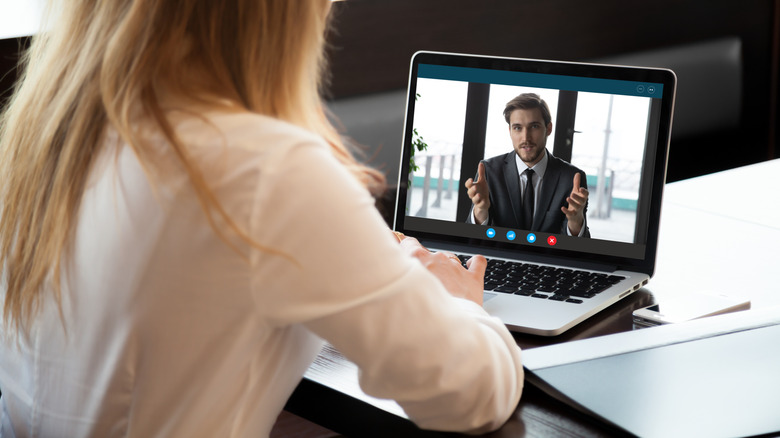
<box><xmin>522</xmin><ymin>308</ymin><xmax>780</xmax><ymax>438</ymax></box>
<box><xmin>633</xmin><ymin>291</ymin><xmax>750</xmax><ymax>326</ymax></box>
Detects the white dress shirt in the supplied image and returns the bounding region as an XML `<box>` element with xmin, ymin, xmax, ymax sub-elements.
<box><xmin>0</xmin><ymin>111</ymin><xmax>523</xmax><ymax>437</ymax></box>
<box><xmin>469</xmin><ymin>150</ymin><xmax>583</xmax><ymax>236</ymax></box>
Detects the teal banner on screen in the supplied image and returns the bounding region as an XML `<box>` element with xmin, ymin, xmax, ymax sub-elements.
<box><xmin>418</xmin><ymin>64</ymin><xmax>664</xmax><ymax>98</ymax></box>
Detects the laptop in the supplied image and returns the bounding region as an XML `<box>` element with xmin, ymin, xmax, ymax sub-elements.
<box><xmin>393</xmin><ymin>51</ymin><xmax>676</xmax><ymax>336</ymax></box>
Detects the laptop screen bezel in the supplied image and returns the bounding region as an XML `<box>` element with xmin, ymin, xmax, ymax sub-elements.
<box><xmin>393</xmin><ymin>51</ymin><xmax>676</xmax><ymax>276</ymax></box>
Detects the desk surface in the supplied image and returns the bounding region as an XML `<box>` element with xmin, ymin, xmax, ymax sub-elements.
<box><xmin>286</xmin><ymin>159</ymin><xmax>780</xmax><ymax>437</ymax></box>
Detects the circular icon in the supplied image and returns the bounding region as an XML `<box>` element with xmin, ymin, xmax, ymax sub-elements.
<box><xmin>547</xmin><ymin>235</ymin><xmax>557</xmax><ymax>246</ymax></box>
<box><xmin>526</xmin><ymin>233</ymin><xmax>537</xmax><ymax>243</ymax></box>
<box><xmin>636</xmin><ymin>85</ymin><xmax>645</xmax><ymax>93</ymax></box>
<box><xmin>506</xmin><ymin>230</ymin><xmax>516</xmax><ymax>241</ymax></box>
<box><xmin>647</xmin><ymin>85</ymin><xmax>656</xmax><ymax>94</ymax></box>
<box><xmin>486</xmin><ymin>228</ymin><xmax>496</xmax><ymax>238</ymax></box>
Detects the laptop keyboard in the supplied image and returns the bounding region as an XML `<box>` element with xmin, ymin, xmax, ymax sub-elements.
<box><xmin>457</xmin><ymin>255</ymin><xmax>626</xmax><ymax>304</ymax></box>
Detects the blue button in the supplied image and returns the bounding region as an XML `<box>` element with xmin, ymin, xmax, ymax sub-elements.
<box><xmin>486</xmin><ymin>228</ymin><xmax>496</xmax><ymax>238</ymax></box>
<box><xmin>506</xmin><ymin>230</ymin><xmax>516</xmax><ymax>241</ymax></box>
<box><xmin>526</xmin><ymin>233</ymin><xmax>537</xmax><ymax>243</ymax></box>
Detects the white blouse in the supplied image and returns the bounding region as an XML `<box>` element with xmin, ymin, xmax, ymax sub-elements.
<box><xmin>0</xmin><ymin>111</ymin><xmax>523</xmax><ymax>437</ymax></box>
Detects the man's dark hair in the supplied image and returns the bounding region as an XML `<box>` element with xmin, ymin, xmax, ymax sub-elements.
<box><xmin>503</xmin><ymin>93</ymin><xmax>552</xmax><ymax>126</ymax></box>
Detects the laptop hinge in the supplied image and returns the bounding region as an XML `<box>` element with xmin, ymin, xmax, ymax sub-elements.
<box><xmin>420</xmin><ymin>240</ymin><xmax>621</xmax><ymax>273</ymax></box>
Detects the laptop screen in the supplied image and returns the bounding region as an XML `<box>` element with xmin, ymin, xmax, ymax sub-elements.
<box><xmin>394</xmin><ymin>51</ymin><xmax>676</xmax><ymax>275</ymax></box>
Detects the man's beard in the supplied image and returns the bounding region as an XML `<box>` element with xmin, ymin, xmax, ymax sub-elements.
<box><xmin>517</xmin><ymin>143</ymin><xmax>544</xmax><ymax>165</ymax></box>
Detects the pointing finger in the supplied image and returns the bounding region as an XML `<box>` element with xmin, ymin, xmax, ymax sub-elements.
<box><xmin>476</xmin><ymin>161</ymin><xmax>486</xmax><ymax>183</ymax></box>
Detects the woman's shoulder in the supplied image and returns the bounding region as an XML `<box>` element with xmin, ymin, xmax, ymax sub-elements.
<box><xmin>162</xmin><ymin>109</ymin><xmax>342</xmax><ymax>192</ymax></box>
<box><xmin>175</xmin><ymin>110</ymin><xmax>325</xmax><ymax>152</ymax></box>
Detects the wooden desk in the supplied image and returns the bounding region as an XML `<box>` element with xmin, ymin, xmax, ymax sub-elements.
<box><xmin>285</xmin><ymin>159</ymin><xmax>780</xmax><ymax>437</ymax></box>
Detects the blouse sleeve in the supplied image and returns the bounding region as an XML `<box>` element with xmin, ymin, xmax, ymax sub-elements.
<box><xmin>248</xmin><ymin>140</ymin><xmax>523</xmax><ymax>434</ymax></box>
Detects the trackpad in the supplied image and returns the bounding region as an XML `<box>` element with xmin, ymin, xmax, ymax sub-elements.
<box><xmin>483</xmin><ymin>292</ymin><xmax>499</xmax><ymax>303</ymax></box>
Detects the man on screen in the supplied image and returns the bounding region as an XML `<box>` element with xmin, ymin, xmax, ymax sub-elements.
<box><xmin>465</xmin><ymin>93</ymin><xmax>590</xmax><ymax>237</ymax></box>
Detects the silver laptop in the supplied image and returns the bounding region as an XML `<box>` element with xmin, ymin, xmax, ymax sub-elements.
<box><xmin>393</xmin><ymin>51</ymin><xmax>676</xmax><ymax>336</ymax></box>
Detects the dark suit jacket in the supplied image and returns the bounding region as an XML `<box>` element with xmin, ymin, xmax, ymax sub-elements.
<box><xmin>475</xmin><ymin>150</ymin><xmax>590</xmax><ymax>237</ymax></box>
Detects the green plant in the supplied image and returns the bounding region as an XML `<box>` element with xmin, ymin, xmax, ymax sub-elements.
<box><xmin>410</xmin><ymin>93</ymin><xmax>428</xmax><ymax>173</ymax></box>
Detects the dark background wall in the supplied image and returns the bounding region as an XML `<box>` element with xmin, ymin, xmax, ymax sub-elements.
<box><xmin>324</xmin><ymin>0</ymin><xmax>780</xmax><ymax>182</ymax></box>
<box><xmin>0</xmin><ymin>37</ymin><xmax>29</xmax><ymax>110</ymax></box>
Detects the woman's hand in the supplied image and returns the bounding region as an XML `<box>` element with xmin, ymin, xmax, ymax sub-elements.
<box><xmin>398</xmin><ymin>236</ymin><xmax>487</xmax><ymax>306</ymax></box>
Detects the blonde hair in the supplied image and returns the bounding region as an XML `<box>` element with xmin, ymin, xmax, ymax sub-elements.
<box><xmin>0</xmin><ymin>0</ymin><xmax>385</xmax><ymax>332</ymax></box>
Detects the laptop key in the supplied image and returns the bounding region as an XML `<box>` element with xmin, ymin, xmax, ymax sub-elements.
<box><xmin>493</xmin><ymin>285</ymin><xmax>519</xmax><ymax>294</ymax></box>
<box><xmin>567</xmin><ymin>289</ymin><xmax>596</xmax><ymax>299</ymax></box>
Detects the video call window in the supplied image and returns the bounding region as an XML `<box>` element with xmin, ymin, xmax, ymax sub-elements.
<box><xmin>406</xmin><ymin>77</ymin><xmax>653</xmax><ymax>245</ymax></box>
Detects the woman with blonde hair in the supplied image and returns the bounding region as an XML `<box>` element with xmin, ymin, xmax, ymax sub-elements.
<box><xmin>0</xmin><ymin>0</ymin><xmax>523</xmax><ymax>436</ymax></box>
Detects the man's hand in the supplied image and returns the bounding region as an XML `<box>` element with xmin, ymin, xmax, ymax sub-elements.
<box><xmin>465</xmin><ymin>161</ymin><xmax>490</xmax><ymax>224</ymax></box>
<box><xmin>562</xmin><ymin>172</ymin><xmax>588</xmax><ymax>235</ymax></box>
<box><xmin>399</xmin><ymin>237</ymin><xmax>487</xmax><ymax>306</ymax></box>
